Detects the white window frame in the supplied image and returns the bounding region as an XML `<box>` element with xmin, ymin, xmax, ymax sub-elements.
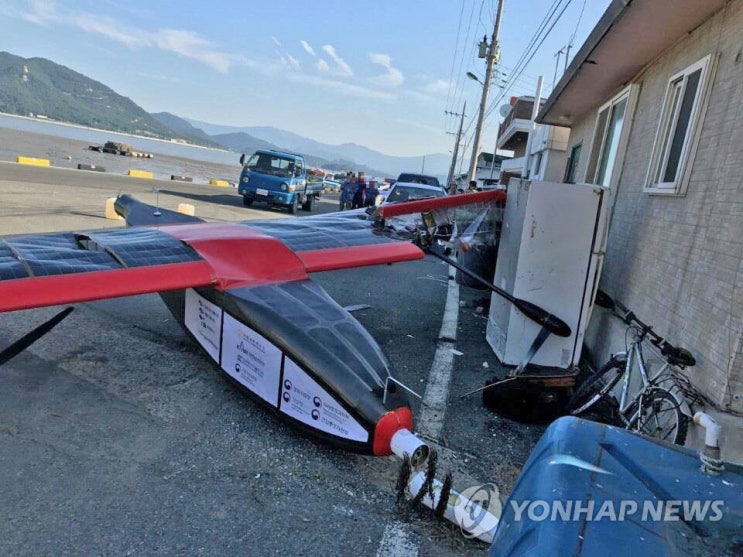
<box><xmin>645</xmin><ymin>54</ymin><xmax>716</xmax><ymax>195</ymax></box>
<box><xmin>585</xmin><ymin>84</ymin><xmax>639</xmax><ymax>188</ymax></box>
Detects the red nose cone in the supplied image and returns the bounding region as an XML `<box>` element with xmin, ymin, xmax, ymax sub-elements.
<box><xmin>373</xmin><ymin>407</ymin><xmax>414</xmax><ymax>456</ymax></box>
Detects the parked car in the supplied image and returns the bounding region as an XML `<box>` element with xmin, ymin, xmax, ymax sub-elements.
<box><xmin>308</xmin><ymin>174</ymin><xmax>341</xmax><ymax>193</ymax></box>
<box><xmin>371</xmin><ymin>182</ymin><xmax>447</xmax><ymax>236</ymax></box>
<box><xmin>395</xmin><ymin>172</ymin><xmax>444</xmax><ymax>191</ymax></box>
<box><xmin>374</xmin><ymin>181</ymin><xmax>446</xmax><ymax>207</ymax></box>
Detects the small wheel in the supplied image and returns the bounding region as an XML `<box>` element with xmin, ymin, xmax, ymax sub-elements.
<box><xmin>289</xmin><ymin>195</ymin><xmax>299</xmax><ymax>214</ymax></box>
<box><xmin>633</xmin><ymin>389</ymin><xmax>689</xmax><ymax>445</ymax></box>
<box><xmin>242</xmin><ymin>196</ymin><xmax>253</xmax><ymax>207</ymax></box>
<box><xmin>302</xmin><ymin>194</ymin><xmax>314</xmax><ymax>212</ymax></box>
<box><xmin>568</xmin><ymin>356</ymin><xmax>625</xmax><ymax>416</ymax></box>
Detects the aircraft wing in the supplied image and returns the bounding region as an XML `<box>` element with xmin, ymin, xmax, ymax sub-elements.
<box><xmin>0</xmin><ymin>191</ymin><xmax>505</xmax><ymax>313</ymax></box>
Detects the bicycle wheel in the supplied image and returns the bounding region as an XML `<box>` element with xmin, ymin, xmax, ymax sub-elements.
<box><xmin>633</xmin><ymin>389</ymin><xmax>689</xmax><ymax>445</ymax></box>
<box><xmin>568</xmin><ymin>356</ymin><xmax>625</xmax><ymax>416</ymax></box>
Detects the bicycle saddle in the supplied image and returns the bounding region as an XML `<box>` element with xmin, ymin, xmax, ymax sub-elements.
<box><xmin>663</xmin><ymin>345</ymin><xmax>696</xmax><ymax>367</ymax></box>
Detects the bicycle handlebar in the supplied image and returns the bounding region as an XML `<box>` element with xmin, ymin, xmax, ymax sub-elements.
<box><xmin>607</xmin><ymin>295</ymin><xmax>696</xmax><ymax>368</ymax></box>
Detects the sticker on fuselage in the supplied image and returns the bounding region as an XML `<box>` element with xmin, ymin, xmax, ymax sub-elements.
<box><xmin>221</xmin><ymin>312</ymin><xmax>282</xmax><ymax>407</ymax></box>
<box><xmin>280</xmin><ymin>357</ymin><xmax>369</xmax><ymax>443</ymax></box>
<box><xmin>184</xmin><ymin>288</ymin><xmax>222</xmax><ymax>362</ymax></box>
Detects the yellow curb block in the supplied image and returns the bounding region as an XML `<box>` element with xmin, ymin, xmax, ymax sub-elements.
<box><xmin>105</xmin><ymin>197</ymin><xmax>124</xmax><ymax>221</ymax></box>
<box><xmin>209</xmin><ymin>179</ymin><xmax>229</xmax><ymax>187</ymax></box>
<box><xmin>127</xmin><ymin>169</ymin><xmax>153</xmax><ymax>179</ymax></box>
<box><xmin>17</xmin><ymin>156</ymin><xmax>51</xmax><ymax>166</ymax></box>
<box><xmin>177</xmin><ymin>203</ymin><xmax>196</xmax><ymax>216</ymax></box>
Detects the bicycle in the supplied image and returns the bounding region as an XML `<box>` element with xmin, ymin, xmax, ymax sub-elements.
<box><xmin>568</xmin><ymin>290</ymin><xmax>698</xmax><ymax>445</ymax></box>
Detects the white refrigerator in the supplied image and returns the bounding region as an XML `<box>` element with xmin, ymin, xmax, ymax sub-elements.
<box><xmin>486</xmin><ymin>179</ymin><xmax>610</xmax><ymax>370</ymax></box>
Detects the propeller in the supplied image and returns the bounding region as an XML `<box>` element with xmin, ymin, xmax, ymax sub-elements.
<box><xmin>425</xmin><ymin>248</ymin><xmax>571</xmax><ymax>338</ymax></box>
<box><xmin>0</xmin><ymin>307</ymin><xmax>74</xmax><ymax>366</ymax></box>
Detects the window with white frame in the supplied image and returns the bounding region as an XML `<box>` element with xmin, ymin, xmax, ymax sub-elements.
<box><xmin>645</xmin><ymin>54</ymin><xmax>714</xmax><ymax>195</ymax></box>
<box><xmin>585</xmin><ymin>86</ymin><xmax>636</xmax><ymax>188</ymax></box>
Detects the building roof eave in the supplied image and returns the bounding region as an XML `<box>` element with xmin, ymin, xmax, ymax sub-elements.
<box><xmin>538</xmin><ymin>0</ymin><xmax>728</xmax><ymax>127</ymax></box>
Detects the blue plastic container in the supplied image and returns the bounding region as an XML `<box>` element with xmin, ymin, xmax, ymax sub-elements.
<box><xmin>490</xmin><ymin>417</ymin><xmax>742</xmax><ymax>556</ymax></box>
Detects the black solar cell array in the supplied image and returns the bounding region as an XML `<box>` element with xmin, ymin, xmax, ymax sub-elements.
<box><xmin>0</xmin><ymin>228</ymin><xmax>202</xmax><ymax>281</ymax></box>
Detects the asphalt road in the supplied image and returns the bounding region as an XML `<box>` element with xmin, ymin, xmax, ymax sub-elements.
<box><xmin>0</xmin><ymin>163</ymin><xmax>546</xmax><ymax>556</ymax></box>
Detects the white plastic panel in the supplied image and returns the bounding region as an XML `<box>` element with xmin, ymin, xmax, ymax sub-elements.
<box><xmin>280</xmin><ymin>357</ymin><xmax>369</xmax><ymax>442</ymax></box>
<box><xmin>184</xmin><ymin>288</ymin><xmax>223</xmax><ymax>362</ymax></box>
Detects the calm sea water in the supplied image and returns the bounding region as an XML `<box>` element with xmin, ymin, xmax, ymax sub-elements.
<box><xmin>0</xmin><ymin>113</ymin><xmax>238</xmax><ymax>166</ymax></box>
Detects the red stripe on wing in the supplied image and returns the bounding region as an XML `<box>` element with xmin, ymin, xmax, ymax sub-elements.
<box><xmin>374</xmin><ymin>189</ymin><xmax>505</xmax><ymax>218</ymax></box>
<box><xmin>298</xmin><ymin>242</ymin><xmax>424</xmax><ymax>273</ymax></box>
<box><xmin>0</xmin><ymin>261</ymin><xmax>214</xmax><ymax>313</ymax></box>
<box><xmin>0</xmin><ymin>220</ymin><xmax>423</xmax><ymax>313</ymax></box>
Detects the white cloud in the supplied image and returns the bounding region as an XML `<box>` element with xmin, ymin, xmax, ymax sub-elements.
<box><xmin>317</xmin><ymin>59</ymin><xmax>330</xmax><ymax>72</ymax></box>
<box><xmin>288</xmin><ymin>73</ymin><xmax>393</xmax><ymax>101</ymax></box>
<box><xmin>18</xmin><ymin>2</ymin><xmax>237</xmax><ymax>73</ymax></box>
<box><xmin>395</xmin><ymin>118</ymin><xmax>443</xmax><ymax>134</ymax></box>
<box><xmin>153</xmin><ymin>29</ymin><xmax>233</xmax><ymax>73</ymax></box>
<box><xmin>320</xmin><ymin>44</ymin><xmax>352</xmax><ymax>77</ymax></box>
<box><xmin>422</xmin><ymin>79</ymin><xmax>450</xmax><ymax>94</ymax></box>
<box><xmin>20</xmin><ymin>0</ymin><xmax>57</xmax><ymax>25</ymax></box>
<box><xmin>300</xmin><ymin>40</ymin><xmax>315</xmax><ymax>57</ymax></box>
<box><xmin>286</xmin><ymin>54</ymin><xmax>300</xmax><ymax>70</ymax></box>
<box><xmin>74</xmin><ymin>15</ymin><xmax>148</xmax><ymax>48</ymax></box>
<box><xmin>368</xmin><ymin>52</ymin><xmax>404</xmax><ymax>87</ymax></box>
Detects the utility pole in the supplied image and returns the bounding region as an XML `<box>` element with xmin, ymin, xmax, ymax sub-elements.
<box><xmin>445</xmin><ymin>102</ymin><xmax>466</xmax><ymax>193</ymax></box>
<box><xmin>466</xmin><ymin>0</ymin><xmax>505</xmax><ymax>189</ymax></box>
<box><xmin>521</xmin><ymin>75</ymin><xmax>544</xmax><ymax>180</ymax></box>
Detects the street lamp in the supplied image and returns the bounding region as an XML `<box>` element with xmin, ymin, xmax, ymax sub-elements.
<box><xmin>466</xmin><ymin>72</ymin><xmax>482</xmax><ymax>84</ymax></box>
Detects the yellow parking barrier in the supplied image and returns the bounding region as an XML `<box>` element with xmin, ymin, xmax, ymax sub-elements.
<box><xmin>17</xmin><ymin>156</ymin><xmax>50</xmax><ymax>166</ymax></box>
<box><xmin>209</xmin><ymin>179</ymin><xmax>229</xmax><ymax>187</ymax></box>
<box><xmin>104</xmin><ymin>197</ymin><xmax>124</xmax><ymax>221</ymax></box>
<box><xmin>127</xmin><ymin>169</ymin><xmax>153</xmax><ymax>179</ymax></box>
<box><xmin>177</xmin><ymin>203</ymin><xmax>196</xmax><ymax>216</ymax></box>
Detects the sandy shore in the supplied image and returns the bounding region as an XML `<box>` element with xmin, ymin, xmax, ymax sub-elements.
<box><xmin>0</xmin><ymin>127</ymin><xmax>240</xmax><ymax>185</ymax></box>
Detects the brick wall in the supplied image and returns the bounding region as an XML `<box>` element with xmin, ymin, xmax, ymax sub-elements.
<box><xmin>569</xmin><ymin>2</ymin><xmax>743</xmax><ymax>412</ymax></box>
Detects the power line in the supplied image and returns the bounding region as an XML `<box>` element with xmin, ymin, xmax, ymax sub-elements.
<box><xmin>485</xmin><ymin>0</ymin><xmax>575</xmax><ymax>122</ymax></box>
<box><xmin>446</xmin><ymin>0</ymin><xmax>478</xmax><ymax>122</ymax></box>
<box><xmin>445</xmin><ymin>0</ymin><xmax>468</xmax><ymax>115</ymax></box>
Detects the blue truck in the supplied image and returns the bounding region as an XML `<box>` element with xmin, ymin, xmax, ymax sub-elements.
<box><xmin>238</xmin><ymin>149</ymin><xmax>322</xmax><ymax>213</ymax></box>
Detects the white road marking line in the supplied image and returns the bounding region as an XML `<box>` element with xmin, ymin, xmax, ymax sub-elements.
<box><xmin>376</xmin><ymin>263</ymin><xmax>460</xmax><ymax>556</ymax></box>
<box><xmin>417</xmin><ymin>264</ymin><xmax>459</xmax><ymax>442</ymax></box>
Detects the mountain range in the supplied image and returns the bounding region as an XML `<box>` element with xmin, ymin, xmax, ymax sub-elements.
<box><xmin>0</xmin><ymin>51</ymin><xmax>450</xmax><ymax>178</ymax></box>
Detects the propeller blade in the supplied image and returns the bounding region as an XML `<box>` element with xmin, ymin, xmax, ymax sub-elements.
<box><xmin>426</xmin><ymin>248</ymin><xmax>571</xmax><ymax>338</ymax></box>
<box><xmin>0</xmin><ymin>307</ymin><xmax>74</xmax><ymax>366</ymax></box>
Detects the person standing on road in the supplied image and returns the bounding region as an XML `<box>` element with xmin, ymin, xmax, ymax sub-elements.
<box><xmin>365</xmin><ymin>180</ymin><xmax>379</xmax><ymax>207</ymax></box>
<box><xmin>351</xmin><ymin>173</ymin><xmax>367</xmax><ymax>209</ymax></box>
<box><xmin>339</xmin><ymin>172</ymin><xmax>356</xmax><ymax>210</ymax></box>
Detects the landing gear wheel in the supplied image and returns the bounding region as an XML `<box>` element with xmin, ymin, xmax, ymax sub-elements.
<box><xmin>289</xmin><ymin>195</ymin><xmax>299</xmax><ymax>214</ymax></box>
<box><xmin>242</xmin><ymin>196</ymin><xmax>253</xmax><ymax>207</ymax></box>
<box><xmin>302</xmin><ymin>195</ymin><xmax>314</xmax><ymax>212</ymax></box>
<box><xmin>634</xmin><ymin>389</ymin><xmax>688</xmax><ymax>445</ymax></box>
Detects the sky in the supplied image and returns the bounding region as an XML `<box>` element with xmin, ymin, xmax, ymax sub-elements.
<box><xmin>0</xmin><ymin>0</ymin><xmax>612</xmax><ymax>158</ymax></box>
